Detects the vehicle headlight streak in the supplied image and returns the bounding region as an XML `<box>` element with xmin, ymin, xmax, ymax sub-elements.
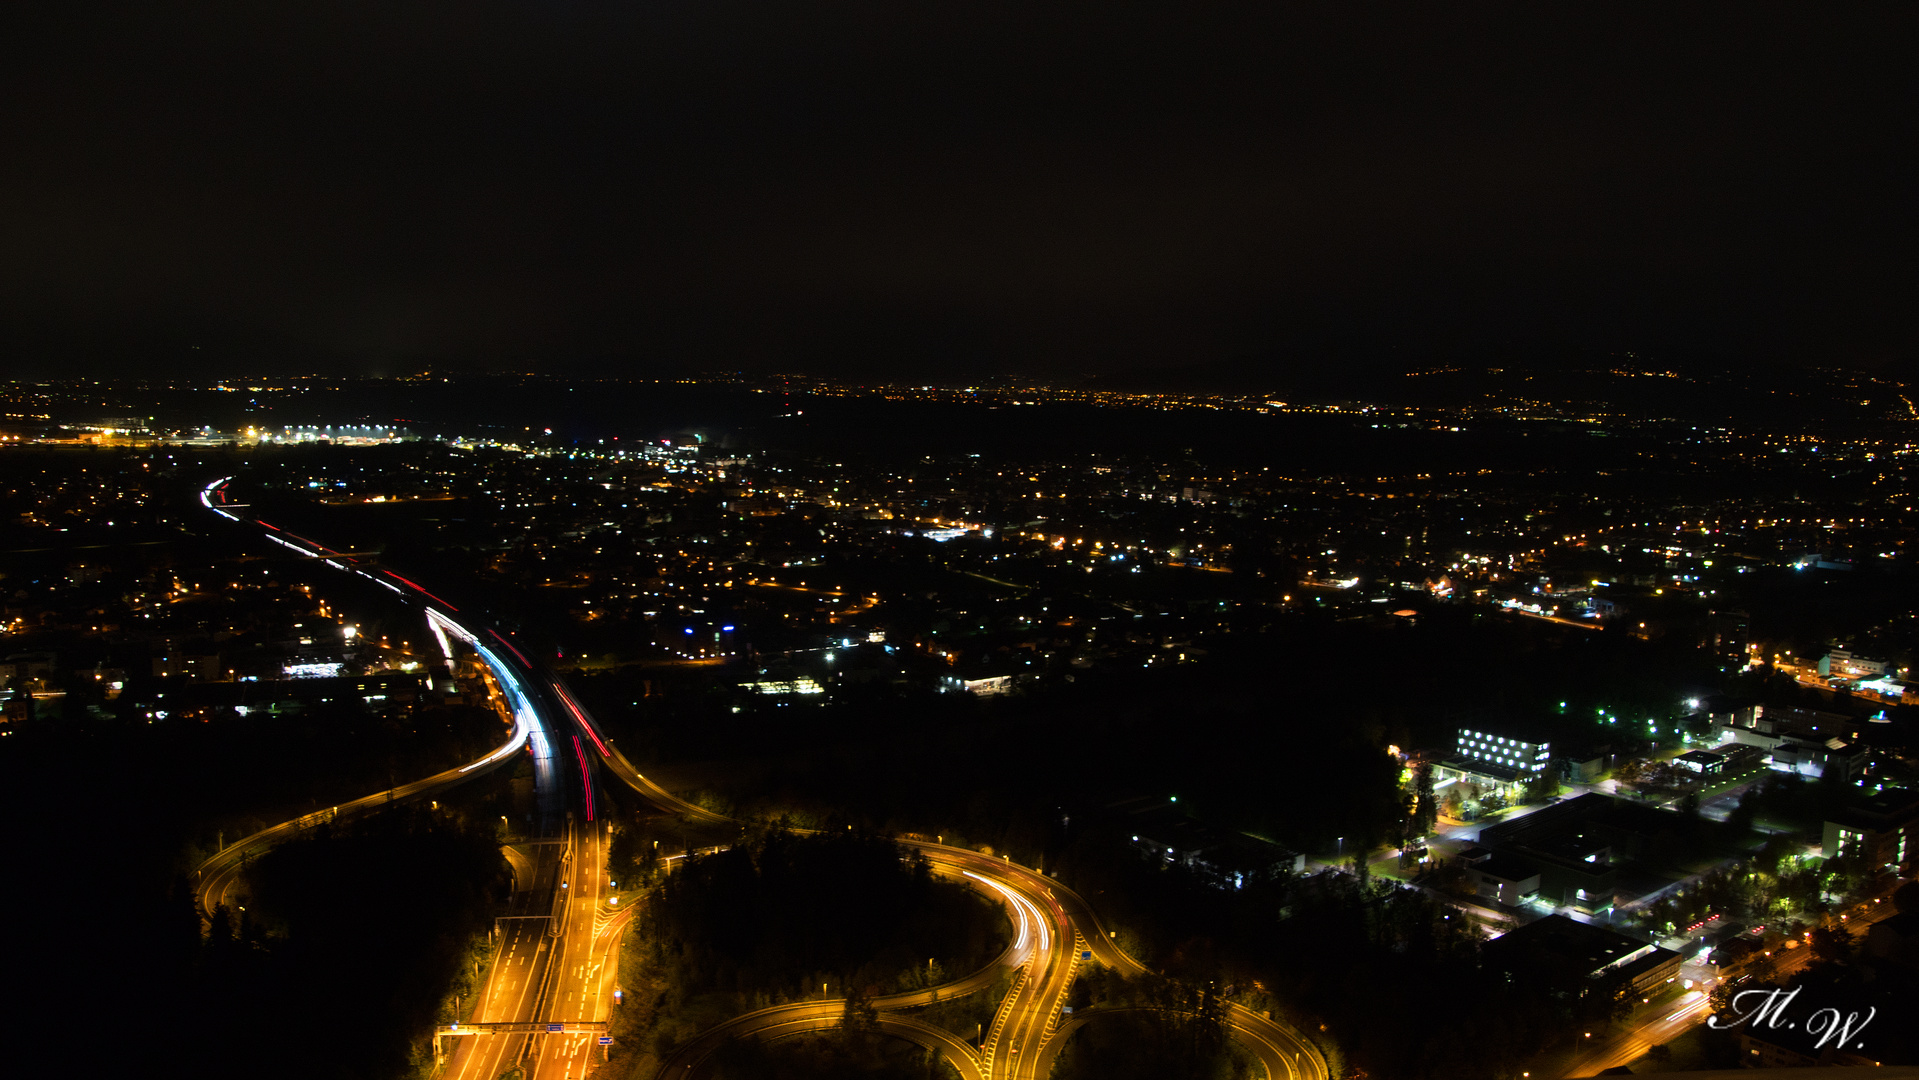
<box><xmin>963</xmin><ymin>869</ymin><xmax>1048</xmax><ymax>955</ymax></box>
<box><xmin>1665</xmin><ymin>990</ymin><xmax>1707</xmax><ymax>1023</ymax></box>
<box><xmin>201</xmin><ymin>477</ymin><xmax>239</xmax><ymax>520</ymax></box>
<box><xmin>425</xmin><ymin>610</ymin><xmax>459</xmax><ymax>666</ymax></box>
<box><xmin>461</xmin><ymin>638</ymin><xmax>537</xmax><ymax>772</ymax></box>
<box><xmin>204</xmin><ymin>480</ymin><xmax>544</xmax><ymax>777</ymax></box>
<box><xmin>426</xmin><ymin>606</ymin><xmax>476</xmax><ymax>650</ymax></box>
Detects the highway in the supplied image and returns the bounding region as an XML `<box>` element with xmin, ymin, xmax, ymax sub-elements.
<box><xmin>199</xmin><ymin>475</ymin><xmax>1328</xmax><ymax>1080</ymax></box>
<box><xmin>1559</xmin><ymin>986</ymin><xmax>1715</xmax><ymax>1078</ymax></box>
<box><xmin>440</xmin><ymin>814</ymin><xmax>619</xmax><ymax>1080</ymax></box>
<box><xmin>199</xmin><ymin>478</ymin><xmax>618</xmax><ymax>1080</ymax></box>
<box><xmin>194</xmin><ymin>613</ymin><xmax>543</xmax><ymax>917</ymax></box>
<box><xmin>648</xmin><ymin>838</ymin><xmax>1329</xmax><ymax>1080</ymax></box>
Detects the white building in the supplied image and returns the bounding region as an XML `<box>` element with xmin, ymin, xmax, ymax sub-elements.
<box><xmin>1455</xmin><ymin>727</ymin><xmax>1552</xmax><ymax>776</ymax></box>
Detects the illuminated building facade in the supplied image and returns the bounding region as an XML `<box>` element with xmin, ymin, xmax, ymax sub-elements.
<box><xmin>1454</xmin><ymin>727</ymin><xmax>1552</xmax><ymax>776</ymax></box>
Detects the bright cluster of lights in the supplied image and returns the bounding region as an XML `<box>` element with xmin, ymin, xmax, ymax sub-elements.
<box><xmin>1457</xmin><ymin>728</ymin><xmax>1550</xmax><ymax>773</ymax></box>
<box><xmin>744</xmin><ymin>677</ymin><xmax>824</xmax><ymax>695</ymax></box>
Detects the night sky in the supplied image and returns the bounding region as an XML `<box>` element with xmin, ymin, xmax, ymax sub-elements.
<box><xmin>2</xmin><ymin>3</ymin><xmax>1910</xmax><ymax>380</ymax></box>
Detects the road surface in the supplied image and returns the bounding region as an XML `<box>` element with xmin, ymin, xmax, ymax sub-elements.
<box><xmin>1560</xmin><ymin>893</ymin><xmax>1908</xmax><ymax>1077</ymax></box>
<box><xmin>201</xmin><ymin>479</ymin><xmax>612</xmax><ymax>1080</ymax></box>
<box><xmin>645</xmin><ymin>837</ymin><xmax>1328</xmax><ymax>1080</ymax></box>
<box><xmin>200</xmin><ymin>475</ymin><xmax>1327</xmax><ymax>1080</ymax></box>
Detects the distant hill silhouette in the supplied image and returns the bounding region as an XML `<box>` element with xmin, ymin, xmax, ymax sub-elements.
<box><xmin>1083</xmin><ymin>351</ymin><xmax>1910</xmax><ymax>424</ymax></box>
<box><xmin>1083</xmin><ymin>349</ymin><xmax>1403</xmax><ymax>401</ymax></box>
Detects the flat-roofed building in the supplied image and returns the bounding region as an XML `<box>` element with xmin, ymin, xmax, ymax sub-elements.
<box><xmin>1483</xmin><ymin>914</ymin><xmax>1682</xmax><ymax>997</ymax></box>
<box><xmin>1467</xmin><ymin>855</ymin><xmax>1541</xmax><ymax>907</ymax></box>
<box><xmin>1674</xmin><ymin>749</ymin><xmax>1727</xmax><ymax>776</ymax></box>
<box><xmin>1708</xmin><ymin>704</ymin><xmax>1868</xmax><ymax>780</ymax></box>
<box><xmin>1823</xmin><ymin>788</ymin><xmax>1919</xmax><ymax>874</ymax></box>
<box><xmin>1453</xmin><ymin>726</ymin><xmax>1551</xmax><ymax>776</ymax></box>
<box><xmin>1435</xmin><ymin>725</ymin><xmax>1551</xmax><ymax>799</ymax></box>
<box><xmin>1475</xmin><ymin>793</ymin><xmax>1703</xmax><ymax>916</ymax></box>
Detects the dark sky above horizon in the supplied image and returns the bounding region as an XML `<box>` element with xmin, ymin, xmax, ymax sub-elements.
<box><xmin>2</xmin><ymin>3</ymin><xmax>1911</xmax><ymax>382</ymax></box>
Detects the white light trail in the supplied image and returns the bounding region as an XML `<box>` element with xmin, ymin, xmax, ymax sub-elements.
<box><xmin>964</xmin><ymin>870</ymin><xmax>1043</xmax><ymax>954</ymax></box>
<box><xmin>1664</xmin><ymin>991</ymin><xmax>1707</xmax><ymax>1023</ymax></box>
<box><xmin>459</xmin><ymin>638</ymin><xmax>536</xmax><ymax>772</ymax></box>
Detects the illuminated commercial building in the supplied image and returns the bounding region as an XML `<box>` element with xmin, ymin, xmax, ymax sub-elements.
<box><xmin>1673</xmin><ymin>749</ymin><xmax>1727</xmax><ymax>776</ymax></box>
<box><xmin>1454</xmin><ymin>727</ymin><xmax>1551</xmax><ymax>775</ymax></box>
<box><xmin>1711</xmin><ymin>704</ymin><xmax>1869</xmax><ymax>779</ymax></box>
<box><xmin>743</xmin><ymin>676</ymin><xmax>825</xmax><ymax>696</ymax></box>
<box><xmin>1433</xmin><ymin>726</ymin><xmax>1550</xmax><ymax>799</ymax></box>
<box><xmin>1822</xmin><ymin>787</ymin><xmax>1918</xmax><ymax>873</ymax></box>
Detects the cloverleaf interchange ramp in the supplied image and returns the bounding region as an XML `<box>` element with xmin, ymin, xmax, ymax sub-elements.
<box><xmin>198</xmin><ymin>476</ymin><xmax>604</xmax><ymax>1080</ymax></box>
<box><xmin>194</xmin><ymin>475</ymin><xmax>1327</xmax><ymax>1080</ymax></box>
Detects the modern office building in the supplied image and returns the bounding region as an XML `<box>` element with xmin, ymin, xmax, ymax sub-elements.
<box><xmin>1454</xmin><ymin>727</ymin><xmax>1553</xmax><ymax>775</ymax></box>
<box><xmin>1434</xmin><ymin>726</ymin><xmax>1552</xmax><ymax>796</ymax></box>
<box><xmin>1823</xmin><ymin>788</ymin><xmax>1919</xmax><ymax>873</ymax></box>
<box><xmin>1673</xmin><ymin>749</ymin><xmax>1727</xmax><ymax>776</ymax></box>
<box><xmin>1709</xmin><ymin>704</ymin><xmax>1869</xmax><ymax>780</ymax></box>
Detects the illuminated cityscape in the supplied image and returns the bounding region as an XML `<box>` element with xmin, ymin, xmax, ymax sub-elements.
<box><xmin>5</xmin><ymin>368</ymin><xmax>1919</xmax><ymax>1078</ymax></box>
<box><xmin>5</xmin><ymin>6</ymin><xmax>1915</xmax><ymax>1080</ymax></box>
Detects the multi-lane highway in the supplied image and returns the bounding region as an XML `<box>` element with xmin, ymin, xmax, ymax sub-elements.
<box><xmin>198</xmin><ymin>475</ymin><xmax>1328</xmax><ymax>1080</ymax></box>
<box><xmin>198</xmin><ymin>477</ymin><xmax>618</xmax><ymax>1080</ymax></box>
<box><xmin>439</xmin><ymin>814</ymin><xmax>620</xmax><ymax>1080</ymax></box>
<box><xmin>193</xmin><ymin>601</ymin><xmax>542</xmax><ymax>918</ymax></box>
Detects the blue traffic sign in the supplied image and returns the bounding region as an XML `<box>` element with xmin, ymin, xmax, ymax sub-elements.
<box><xmin>1081</xmin><ymin>951</ymin><xmax>1092</xmax><ymax>960</ymax></box>
<box><xmin>547</xmin><ymin>1023</ymin><xmax>563</xmax><ymax>1033</ymax></box>
<box><xmin>598</xmin><ymin>1036</ymin><xmax>614</xmax><ymax>1045</ymax></box>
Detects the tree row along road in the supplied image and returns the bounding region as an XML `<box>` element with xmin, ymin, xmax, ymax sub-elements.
<box><xmin>195</xmin><ymin>476</ymin><xmax>1328</xmax><ymax>1080</ymax></box>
